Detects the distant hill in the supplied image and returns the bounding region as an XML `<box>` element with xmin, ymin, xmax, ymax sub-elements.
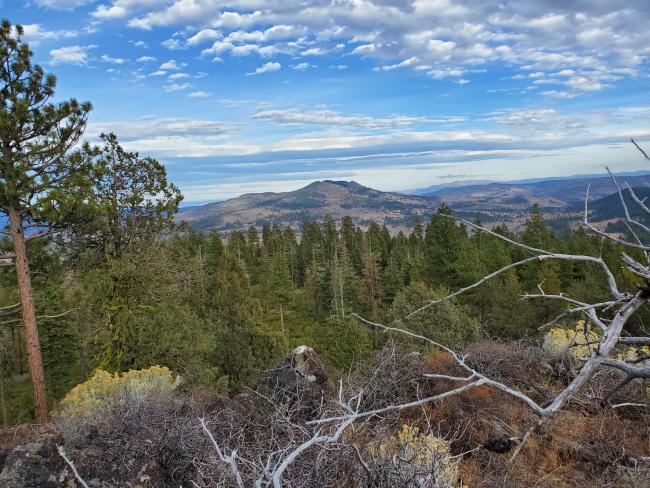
<box><xmin>571</xmin><ymin>186</ymin><xmax>650</xmax><ymax>223</ymax></box>
<box><xmin>177</xmin><ymin>180</ymin><xmax>440</xmax><ymax>232</ymax></box>
<box><xmin>408</xmin><ymin>171</ymin><xmax>650</xmax><ymax>196</ymax></box>
<box><xmin>406</xmin><ymin>180</ymin><xmax>494</xmax><ymax>195</ymax></box>
<box><xmin>430</xmin><ymin>173</ymin><xmax>650</xmax><ymax>224</ymax></box>
<box><xmin>176</xmin><ymin>174</ymin><xmax>650</xmax><ymax>233</ymax></box>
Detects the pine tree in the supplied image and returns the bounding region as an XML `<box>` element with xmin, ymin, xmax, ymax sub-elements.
<box><xmin>361</xmin><ymin>239</ymin><xmax>381</xmax><ymax>346</ymax></box>
<box><xmin>389</xmin><ymin>282</ymin><xmax>479</xmax><ymax>349</ymax></box>
<box><xmin>0</xmin><ymin>20</ymin><xmax>93</xmax><ymax>422</ymax></box>
<box><xmin>77</xmin><ymin>133</ymin><xmax>182</xmax><ymax>261</ymax></box>
<box><xmin>383</xmin><ymin>241</ymin><xmax>408</xmax><ymax>304</ymax></box>
<box><xmin>423</xmin><ymin>204</ymin><xmax>467</xmax><ymax>288</ymax></box>
<box><xmin>302</xmin><ymin>254</ymin><xmax>326</xmax><ymax>315</ymax></box>
<box><xmin>228</xmin><ymin>231</ymin><xmax>247</xmax><ymax>264</ymax></box>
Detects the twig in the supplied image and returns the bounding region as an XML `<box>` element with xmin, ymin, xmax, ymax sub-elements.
<box><xmin>199</xmin><ymin>417</ymin><xmax>245</xmax><ymax>488</ymax></box>
<box><xmin>0</xmin><ymin>308</ymin><xmax>78</xmax><ymax>326</ymax></box>
<box><xmin>631</xmin><ymin>138</ymin><xmax>650</xmax><ymax>160</ymax></box>
<box><xmin>57</xmin><ymin>445</ymin><xmax>90</xmax><ymax>488</ymax></box>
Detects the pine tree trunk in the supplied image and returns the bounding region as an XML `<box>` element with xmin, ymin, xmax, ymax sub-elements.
<box><xmin>279</xmin><ymin>304</ymin><xmax>286</xmax><ymax>340</ymax></box>
<box><xmin>8</xmin><ymin>207</ymin><xmax>48</xmax><ymax>423</ymax></box>
<box><xmin>0</xmin><ymin>374</ymin><xmax>7</xmax><ymax>426</ymax></box>
<box><xmin>12</xmin><ymin>324</ymin><xmax>23</xmax><ymax>375</ymax></box>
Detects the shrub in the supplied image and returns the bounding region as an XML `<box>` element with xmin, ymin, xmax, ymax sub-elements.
<box><xmin>543</xmin><ymin>320</ymin><xmax>599</xmax><ymax>362</ymax></box>
<box><xmin>365</xmin><ymin>424</ymin><xmax>458</xmax><ymax>487</ymax></box>
<box><xmin>55</xmin><ymin>365</ymin><xmax>180</xmax><ymax>441</ymax></box>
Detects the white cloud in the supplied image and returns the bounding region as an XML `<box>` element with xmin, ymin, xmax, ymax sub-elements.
<box><xmin>128</xmin><ymin>5</ymin><xmax>263</xmax><ymax>30</ymax></box>
<box><xmin>91</xmin><ymin>0</ymin><xmax>650</xmax><ymax>93</ymax></box>
<box><xmin>161</xmin><ymin>37</ymin><xmax>185</xmax><ymax>50</ymax></box>
<box><xmin>427</xmin><ymin>68</ymin><xmax>464</xmax><ymax>79</ymax></box>
<box><xmin>291</xmin><ymin>62</ymin><xmax>312</xmax><ymax>71</ymax></box>
<box><xmin>375</xmin><ymin>57</ymin><xmax>420</xmax><ymax>72</ymax></box>
<box><xmin>168</xmin><ymin>72</ymin><xmax>190</xmax><ymax>79</ymax></box>
<box><xmin>247</xmin><ymin>61</ymin><xmax>281</xmax><ymax>76</ymax></box>
<box><xmin>188</xmin><ymin>91</ymin><xmax>210</xmax><ymax>98</ymax></box>
<box><xmin>137</xmin><ymin>55</ymin><xmax>157</xmax><ymax>62</ymax></box>
<box><xmin>88</xmin><ymin>116</ymin><xmax>237</xmax><ymax>140</ymax></box>
<box><xmin>254</xmin><ymin>108</ymin><xmax>432</xmax><ymax>129</ymax></box>
<box><xmin>163</xmin><ymin>82</ymin><xmax>192</xmax><ymax>92</ymax></box>
<box><xmin>301</xmin><ymin>47</ymin><xmax>327</xmax><ymax>56</ymax></box>
<box><xmin>35</xmin><ymin>0</ymin><xmax>94</xmax><ymax>9</ymax></box>
<box><xmin>92</xmin><ymin>4</ymin><xmax>127</xmax><ymax>20</ymax></box>
<box><xmin>49</xmin><ymin>45</ymin><xmax>91</xmax><ymax>65</ymax></box>
<box><xmin>92</xmin><ymin>0</ymin><xmax>168</xmax><ymax>21</ymax></box>
<box><xmin>187</xmin><ymin>28</ymin><xmax>222</xmax><ymax>46</ymax></box>
<box><xmin>101</xmin><ymin>54</ymin><xmax>127</xmax><ymax>64</ymax></box>
<box><xmin>21</xmin><ymin>24</ymin><xmax>77</xmax><ymax>43</ymax></box>
<box><xmin>566</xmin><ymin>76</ymin><xmax>604</xmax><ymax>92</ymax></box>
<box><xmin>159</xmin><ymin>59</ymin><xmax>182</xmax><ymax>70</ymax></box>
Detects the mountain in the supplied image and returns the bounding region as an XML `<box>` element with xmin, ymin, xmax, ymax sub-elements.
<box><xmin>429</xmin><ymin>173</ymin><xmax>650</xmax><ymax>225</ymax></box>
<box><xmin>571</xmin><ymin>186</ymin><xmax>650</xmax><ymax>222</ymax></box>
<box><xmin>408</xmin><ymin>171</ymin><xmax>650</xmax><ymax>196</ymax></box>
<box><xmin>177</xmin><ymin>174</ymin><xmax>650</xmax><ymax>233</ymax></box>
<box><xmin>405</xmin><ymin>180</ymin><xmax>494</xmax><ymax>195</ymax></box>
<box><xmin>177</xmin><ymin>180</ymin><xmax>439</xmax><ymax>232</ymax></box>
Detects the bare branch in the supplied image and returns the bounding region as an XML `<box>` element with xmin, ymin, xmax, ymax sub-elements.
<box><xmin>199</xmin><ymin>417</ymin><xmax>245</xmax><ymax>488</ymax></box>
<box><xmin>353</xmin><ymin>314</ymin><xmax>546</xmax><ymax>416</ymax></box>
<box><xmin>604</xmin><ymin>166</ymin><xmax>650</xmax><ymax>234</ymax></box>
<box><xmin>272</xmin><ymin>416</ymin><xmax>355</xmax><ymax>488</ymax></box>
<box><xmin>624</xmin><ymin>182</ymin><xmax>650</xmax><ymax>216</ymax></box>
<box><xmin>621</xmin><ymin>252</ymin><xmax>650</xmax><ymax>279</ymax></box>
<box><xmin>307</xmin><ymin>380</ymin><xmax>484</xmax><ymax>425</ymax></box>
<box><xmin>611</xmin><ymin>402</ymin><xmax>647</xmax><ymax>409</ymax></box>
<box><xmin>0</xmin><ymin>302</ymin><xmax>20</xmax><ymax>317</ymax></box>
<box><xmin>538</xmin><ymin>300</ymin><xmax>617</xmax><ymax>331</ymax></box>
<box><xmin>57</xmin><ymin>445</ymin><xmax>89</xmax><ymax>488</ymax></box>
<box><xmin>631</xmin><ymin>138</ymin><xmax>650</xmax><ymax>160</ymax></box>
<box><xmin>618</xmin><ymin>336</ymin><xmax>650</xmax><ymax>346</ymax></box>
<box><xmin>0</xmin><ymin>308</ymin><xmax>78</xmax><ymax>326</ymax></box>
<box><xmin>600</xmin><ymin>357</ymin><xmax>650</xmax><ymax>379</ymax></box>
<box><xmin>349</xmin><ymin>290</ymin><xmax>647</xmax><ymax>460</ymax></box>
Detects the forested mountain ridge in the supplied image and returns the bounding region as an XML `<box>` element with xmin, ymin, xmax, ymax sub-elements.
<box><xmin>177</xmin><ymin>180</ymin><xmax>440</xmax><ymax>232</ymax></box>
<box><xmin>177</xmin><ymin>173</ymin><xmax>650</xmax><ymax>232</ymax></box>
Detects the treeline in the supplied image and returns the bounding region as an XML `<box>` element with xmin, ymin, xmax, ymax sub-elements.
<box><xmin>235</xmin><ymin>203</ymin><xmax>646</xmax><ymax>338</ymax></box>
<box><xmin>3</xmin><ymin>194</ymin><xmax>644</xmax><ymax>424</ymax></box>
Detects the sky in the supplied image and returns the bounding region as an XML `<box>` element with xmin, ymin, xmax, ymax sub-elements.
<box><xmin>4</xmin><ymin>0</ymin><xmax>650</xmax><ymax>203</ymax></box>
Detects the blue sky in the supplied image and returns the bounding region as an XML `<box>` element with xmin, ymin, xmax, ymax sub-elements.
<box><xmin>4</xmin><ymin>0</ymin><xmax>650</xmax><ymax>203</ymax></box>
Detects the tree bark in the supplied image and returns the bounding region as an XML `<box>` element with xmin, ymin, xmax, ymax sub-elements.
<box><xmin>280</xmin><ymin>303</ymin><xmax>285</xmax><ymax>339</ymax></box>
<box><xmin>0</xmin><ymin>373</ymin><xmax>7</xmax><ymax>426</ymax></box>
<box><xmin>8</xmin><ymin>206</ymin><xmax>48</xmax><ymax>423</ymax></box>
<box><xmin>12</xmin><ymin>323</ymin><xmax>23</xmax><ymax>375</ymax></box>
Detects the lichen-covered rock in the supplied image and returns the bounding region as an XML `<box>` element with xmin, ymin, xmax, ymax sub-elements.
<box><xmin>0</xmin><ymin>439</ymin><xmax>68</xmax><ymax>488</ymax></box>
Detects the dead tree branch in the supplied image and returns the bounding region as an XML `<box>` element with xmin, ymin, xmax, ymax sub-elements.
<box><xmin>57</xmin><ymin>445</ymin><xmax>90</xmax><ymax>488</ymax></box>
<box><xmin>199</xmin><ymin>417</ymin><xmax>245</xmax><ymax>488</ymax></box>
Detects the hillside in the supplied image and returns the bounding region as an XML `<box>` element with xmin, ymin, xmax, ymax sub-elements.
<box><xmin>177</xmin><ymin>180</ymin><xmax>440</xmax><ymax>232</ymax></box>
<box><xmin>431</xmin><ymin>173</ymin><xmax>650</xmax><ymax>224</ymax></box>
<box><xmin>176</xmin><ymin>173</ymin><xmax>650</xmax><ymax>232</ymax></box>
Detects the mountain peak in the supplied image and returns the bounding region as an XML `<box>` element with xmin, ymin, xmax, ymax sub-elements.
<box><xmin>178</xmin><ymin>179</ymin><xmax>434</xmax><ymax>232</ymax></box>
<box><xmin>304</xmin><ymin>180</ymin><xmax>365</xmax><ymax>190</ymax></box>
